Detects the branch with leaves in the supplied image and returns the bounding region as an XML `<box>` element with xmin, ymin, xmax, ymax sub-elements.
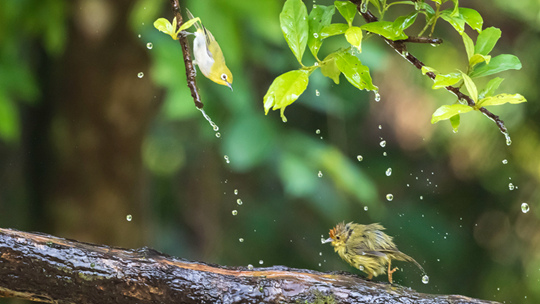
<box><xmin>0</xmin><ymin>228</ymin><xmax>500</xmax><ymax>304</ymax></box>
<box><xmin>157</xmin><ymin>0</ymin><xmax>203</xmax><ymax>108</ymax></box>
<box><xmin>263</xmin><ymin>0</ymin><xmax>526</xmax><ymax>142</ymax></box>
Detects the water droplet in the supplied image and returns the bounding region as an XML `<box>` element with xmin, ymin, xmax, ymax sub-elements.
<box><xmin>315</xmin><ymin>89</ymin><xmax>320</xmax><ymax>96</ymax></box>
<box><xmin>380</xmin><ymin>140</ymin><xmax>386</xmax><ymax>147</ymax></box>
<box><xmin>521</xmin><ymin>203</ymin><xmax>530</xmax><ymax>213</ymax></box>
<box><xmin>126</xmin><ymin>214</ymin><xmax>132</xmax><ymax>221</ymax></box>
<box><xmin>383</xmin><ymin>152</ymin><xmax>387</xmax><ymax>156</ymax></box>
<box><xmin>313</xmin><ymin>62</ymin><xmax>319</xmax><ymax>66</ymax></box>
<box><xmin>422</xmin><ymin>275</ymin><xmax>429</xmax><ymax>284</ymax></box>
<box><xmin>239</xmin><ymin>238</ymin><xmax>244</xmax><ymax>242</ymax></box>
<box><xmin>385</xmin><ymin>168</ymin><xmax>392</xmax><ymax>176</ymax></box>
<box><xmin>502</xmin><ymin>159</ymin><xmax>508</xmax><ymax>164</ymax></box>
<box><xmin>247</xmin><ymin>264</ymin><xmax>254</xmax><ymax>270</ymax></box>
<box><xmin>406</xmin><ymin>184</ymin><xmax>410</xmax><ymax>187</ymax></box>
<box><xmin>315</xmin><ymin>129</ymin><xmax>321</xmax><ymax>134</ymax></box>
<box><xmin>237</xmin><ymin>199</ymin><xmax>243</xmax><ymax>205</ymax></box>
<box><xmin>232</xmin><ymin>210</ymin><xmax>238</xmax><ymax>216</ymax></box>
<box><xmin>360</xmin><ymin>1</ymin><xmax>368</xmax><ymax>13</ymax></box>
<box><xmin>318</xmin><ymin>263</ymin><xmax>322</xmax><ymax>267</ymax></box>
<box><xmin>420</xmin><ymin>195</ymin><xmax>423</xmax><ymax>200</ymax></box>
<box><xmin>319</xmin><ymin>252</ymin><xmax>323</xmax><ymax>256</ymax></box>
<box><xmin>378</xmin><ymin>125</ymin><xmax>382</xmax><ymax>130</ymax></box>
<box><xmin>313</xmin><ymin>33</ymin><xmax>319</xmax><ymax>38</ymax></box>
<box><xmin>137</xmin><ymin>72</ymin><xmax>144</xmax><ymax>78</ymax></box>
<box><xmin>505</xmin><ymin>134</ymin><xmax>512</xmax><ymax>146</ymax></box>
<box><xmin>212</xmin><ymin>124</ymin><xmax>219</xmax><ymax>131</ymax></box>
<box><xmin>374</xmin><ymin>92</ymin><xmax>381</xmax><ymax>102</ymax></box>
<box><xmin>508</xmin><ymin>183</ymin><xmax>515</xmax><ymax>191</ymax></box>
<box><xmin>224</xmin><ymin>155</ymin><xmax>230</xmax><ymax>164</ymax></box>
<box><xmin>138</xmin><ymin>34</ymin><xmax>141</xmax><ymax>38</ymax></box>
<box><xmin>386</xmin><ymin>194</ymin><xmax>394</xmax><ymax>201</ymax></box>
<box><xmin>364</xmin><ymin>206</ymin><xmax>368</xmax><ymax>211</ymax></box>
<box><xmin>146</xmin><ymin>42</ymin><xmax>153</xmax><ymax>49</ymax></box>
<box><xmin>234</xmin><ymin>189</ymin><xmax>238</xmax><ymax>195</ymax></box>
<box><xmin>215</xmin><ymin>132</ymin><xmax>221</xmax><ymax>138</ymax></box>
<box><xmin>357</xmin><ymin>155</ymin><xmax>363</xmax><ymax>161</ymax></box>
<box><xmin>358</xmin><ymin>265</ymin><xmax>365</xmax><ymax>271</ymax></box>
<box><xmin>259</xmin><ymin>260</ymin><xmax>264</xmax><ymax>265</ymax></box>
<box><xmin>317</xmin><ymin>171</ymin><xmax>323</xmax><ymax>178</ymax></box>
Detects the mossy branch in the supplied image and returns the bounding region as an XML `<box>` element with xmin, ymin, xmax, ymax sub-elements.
<box><xmin>0</xmin><ymin>228</ymin><xmax>499</xmax><ymax>304</ymax></box>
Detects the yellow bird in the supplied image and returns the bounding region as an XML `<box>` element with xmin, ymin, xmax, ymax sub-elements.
<box><xmin>322</xmin><ymin>222</ymin><xmax>425</xmax><ymax>283</ymax></box>
<box><xmin>186</xmin><ymin>9</ymin><xmax>233</xmax><ymax>90</ymax></box>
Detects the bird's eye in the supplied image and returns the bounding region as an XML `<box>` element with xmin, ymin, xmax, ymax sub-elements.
<box><xmin>336</xmin><ymin>236</ymin><xmax>340</xmax><ymax>240</ymax></box>
<box><xmin>221</xmin><ymin>73</ymin><xmax>227</xmax><ymax>81</ymax></box>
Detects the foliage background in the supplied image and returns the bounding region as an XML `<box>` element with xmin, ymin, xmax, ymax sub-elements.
<box><xmin>0</xmin><ymin>0</ymin><xmax>539</xmax><ymax>302</ymax></box>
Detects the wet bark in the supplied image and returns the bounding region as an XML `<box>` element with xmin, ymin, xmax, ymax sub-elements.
<box><xmin>0</xmin><ymin>228</ymin><xmax>499</xmax><ymax>304</ymax></box>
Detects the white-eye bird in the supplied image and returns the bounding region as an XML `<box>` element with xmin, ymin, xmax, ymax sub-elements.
<box><xmin>186</xmin><ymin>9</ymin><xmax>233</xmax><ymax>90</ymax></box>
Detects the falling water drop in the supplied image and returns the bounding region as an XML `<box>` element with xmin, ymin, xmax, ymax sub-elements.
<box><xmin>247</xmin><ymin>264</ymin><xmax>254</xmax><ymax>270</ymax></box>
<box><xmin>137</xmin><ymin>72</ymin><xmax>144</xmax><ymax>78</ymax></box>
<box><xmin>259</xmin><ymin>260</ymin><xmax>264</xmax><ymax>265</ymax></box>
<box><xmin>505</xmin><ymin>134</ymin><xmax>512</xmax><ymax>146</ymax></box>
<box><xmin>316</xmin><ymin>129</ymin><xmax>321</xmax><ymax>134</ymax></box>
<box><xmin>508</xmin><ymin>183</ymin><xmax>515</xmax><ymax>191</ymax></box>
<box><xmin>231</xmin><ymin>210</ymin><xmax>238</xmax><ymax>216</ymax></box>
<box><xmin>239</xmin><ymin>238</ymin><xmax>244</xmax><ymax>242</ymax></box>
<box><xmin>234</xmin><ymin>189</ymin><xmax>239</xmax><ymax>195</ymax></box>
<box><xmin>364</xmin><ymin>206</ymin><xmax>368</xmax><ymax>211</ymax></box>
<box><xmin>422</xmin><ymin>275</ymin><xmax>429</xmax><ymax>284</ymax></box>
<box><xmin>318</xmin><ymin>171</ymin><xmax>323</xmax><ymax>178</ymax></box>
<box><xmin>357</xmin><ymin>155</ymin><xmax>363</xmax><ymax>161</ymax></box>
<box><xmin>146</xmin><ymin>42</ymin><xmax>153</xmax><ymax>49</ymax></box>
<box><xmin>380</xmin><ymin>140</ymin><xmax>386</xmax><ymax>148</ymax></box>
<box><xmin>385</xmin><ymin>168</ymin><xmax>392</xmax><ymax>176</ymax></box>
<box><xmin>215</xmin><ymin>132</ymin><xmax>221</xmax><ymax>138</ymax></box>
<box><xmin>126</xmin><ymin>214</ymin><xmax>132</xmax><ymax>221</ymax></box>
<box><xmin>386</xmin><ymin>194</ymin><xmax>394</xmax><ymax>201</ymax></box>
<box><xmin>224</xmin><ymin>155</ymin><xmax>230</xmax><ymax>164</ymax></box>
<box><xmin>237</xmin><ymin>199</ymin><xmax>243</xmax><ymax>205</ymax></box>
<box><xmin>502</xmin><ymin>159</ymin><xmax>508</xmax><ymax>164</ymax></box>
<box><xmin>521</xmin><ymin>203</ymin><xmax>530</xmax><ymax>213</ymax></box>
<box><xmin>374</xmin><ymin>92</ymin><xmax>381</xmax><ymax>102</ymax></box>
<box><xmin>315</xmin><ymin>89</ymin><xmax>320</xmax><ymax>96</ymax></box>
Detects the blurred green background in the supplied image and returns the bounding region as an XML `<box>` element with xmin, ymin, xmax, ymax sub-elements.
<box><xmin>0</xmin><ymin>0</ymin><xmax>539</xmax><ymax>303</ymax></box>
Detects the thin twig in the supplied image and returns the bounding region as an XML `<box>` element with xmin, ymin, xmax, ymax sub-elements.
<box><xmin>399</xmin><ymin>36</ymin><xmax>443</xmax><ymax>44</ymax></box>
<box><xmin>352</xmin><ymin>3</ymin><xmax>508</xmax><ymax>136</ymax></box>
<box><xmin>169</xmin><ymin>0</ymin><xmax>203</xmax><ymax>109</ymax></box>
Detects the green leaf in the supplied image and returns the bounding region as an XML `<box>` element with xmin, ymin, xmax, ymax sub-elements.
<box><xmin>321</xmin><ymin>53</ymin><xmax>341</xmax><ymax>84</ymax></box>
<box><xmin>421</xmin><ymin>66</ymin><xmax>437</xmax><ymax>75</ymax></box>
<box><xmin>469</xmin><ymin>54</ymin><xmax>490</xmax><ymax>68</ymax></box>
<box><xmin>320</xmin><ymin>23</ymin><xmax>349</xmax><ymax>38</ymax></box>
<box><xmin>345</xmin><ymin>26</ymin><xmax>363</xmax><ymax>52</ymax></box>
<box><xmin>360</xmin><ymin>21</ymin><xmax>408</xmax><ymax>40</ymax></box>
<box><xmin>263</xmin><ymin>70</ymin><xmax>310</xmax><ymax>122</ymax></box>
<box><xmin>177</xmin><ymin>17</ymin><xmax>200</xmax><ymax>33</ymax></box>
<box><xmin>461</xmin><ymin>72</ymin><xmax>478</xmax><ymax>102</ymax></box>
<box><xmin>393</xmin><ymin>11</ymin><xmax>418</xmax><ymax>33</ymax></box>
<box><xmin>154</xmin><ymin>17</ymin><xmax>178</xmax><ymax>40</ymax></box>
<box><xmin>431</xmin><ymin>104</ymin><xmax>473</xmax><ymax>124</ymax></box>
<box><xmin>440</xmin><ymin>9</ymin><xmax>465</xmax><ymax>34</ymax></box>
<box><xmin>334</xmin><ymin>0</ymin><xmax>357</xmax><ymax>26</ymax></box>
<box><xmin>280</xmin><ymin>0</ymin><xmax>309</xmax><ymax>65</ymax></box>
<box><xmin>475</xmin><ymin>27</ymin><xmax>501</xmax><ymax>56</ymax></box>
<box><xmin>335</xmin><ymin>51</ymin><xmax>377</xmax><ymax>91</ymax></box>
<box><xmin>462</xmin><ymin>32</ymin><xmax>474</xmax><ymax>60</ymax></box>
<box><xmin>477</xmin><ymin>93</ymin><xmax>526</xmax><ymax>107</ymax></box>
<box><xmin>460</xmin><ymin>8</ymin><xmax>483</xmax><ymax>32</ymax></box>
<box><xmin>450</xmin><ymin>114</ymin><xmax>461</xmax><ymax>132</ymax></box>
<box><xmin>469</xmin><ymin>54</ymin><xmax>522</xmax><ymax>78</ymax></box>
<box><xmin>308</xmin><ymin>5</ymin><xmax>335</xmax><ymax>58</ymax></box>
<box><xmin>479</xmin><ymin>77</ymin><xmax>504</xmax><ymax>99</ymax></box>
<box><xmin>432</xmin><ymin>72</ymin><xmax>461</xmax><ymax>89</ymax></box>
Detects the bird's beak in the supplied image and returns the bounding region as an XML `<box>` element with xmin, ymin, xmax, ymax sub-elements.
<box><xmin>226</xmin><ymin>81</ymin><xmax>233</xmax><ymax>91</ymax></box>
<box><xmin>321</xmin><ymin>237</ymin><xmax>333</xmax><ymax>244</ymax></box>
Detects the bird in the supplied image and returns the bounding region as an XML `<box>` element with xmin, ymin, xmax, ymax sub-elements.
<box><xmin>322</xmin><ymin>222</ymin><xmax>424</xmax><ymax>283</ymax></box>
<box><xmin>186</xmin><ymin>9</ymin><xmax>233</xmax><ymax>90</ymax></box>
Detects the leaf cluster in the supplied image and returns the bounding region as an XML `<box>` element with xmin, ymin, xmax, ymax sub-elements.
<box><xmin>264</xmin><ymin>0</ymin><xmax>526</xmax><ymax>134</ymax></box>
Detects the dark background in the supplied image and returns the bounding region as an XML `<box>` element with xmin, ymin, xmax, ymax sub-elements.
<box><xmin>0</xmin><ymin>0</ymin><xmax>539</xmax><ymax>302</ymax></box>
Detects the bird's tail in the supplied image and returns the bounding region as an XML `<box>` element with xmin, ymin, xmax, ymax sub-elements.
<box><xmin>185</xmin><ymin>8</ymin><xmax>202</xmax><ymax>31</ymax></box>
<box><xmin>394</xmin><ymin>251</ymin><xmax>425</xmax><ymax>274</ymax></box>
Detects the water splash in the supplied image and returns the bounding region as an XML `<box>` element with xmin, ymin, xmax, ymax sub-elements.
<box><xmin>197</xmin><ymin>108</ymin><xmax>220</xmax><ymax>135</ymax></box>
<box><xmin>505</xmin><ymin>133</ymin><xmax>512</xmax><ymax>146</ymax></box>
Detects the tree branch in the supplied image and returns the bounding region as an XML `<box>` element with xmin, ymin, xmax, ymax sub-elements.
<box><xmin>351</xmin><ymin>2</ymin><xmax>509</xmax><ymax>138</ymax></box>
<box><xmin>0</xmin><ymin>228</ymin><xmax>499</xmax><ymax>304</ymax></box>
<box><xmin>169</xmin><ymin>0</ymin><xmax>203</xmax><ymax>109</ymax></box>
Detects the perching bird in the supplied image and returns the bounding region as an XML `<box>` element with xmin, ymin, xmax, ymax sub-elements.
<box><xmin>322</xmin><ymin>222</ymin><xmax>424</xmax><ymax>283</ymax></box>
<box><xmin>186</xmin><ymin>9</ymin><xmax>233</xmax><ymax>90</ymax></box>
